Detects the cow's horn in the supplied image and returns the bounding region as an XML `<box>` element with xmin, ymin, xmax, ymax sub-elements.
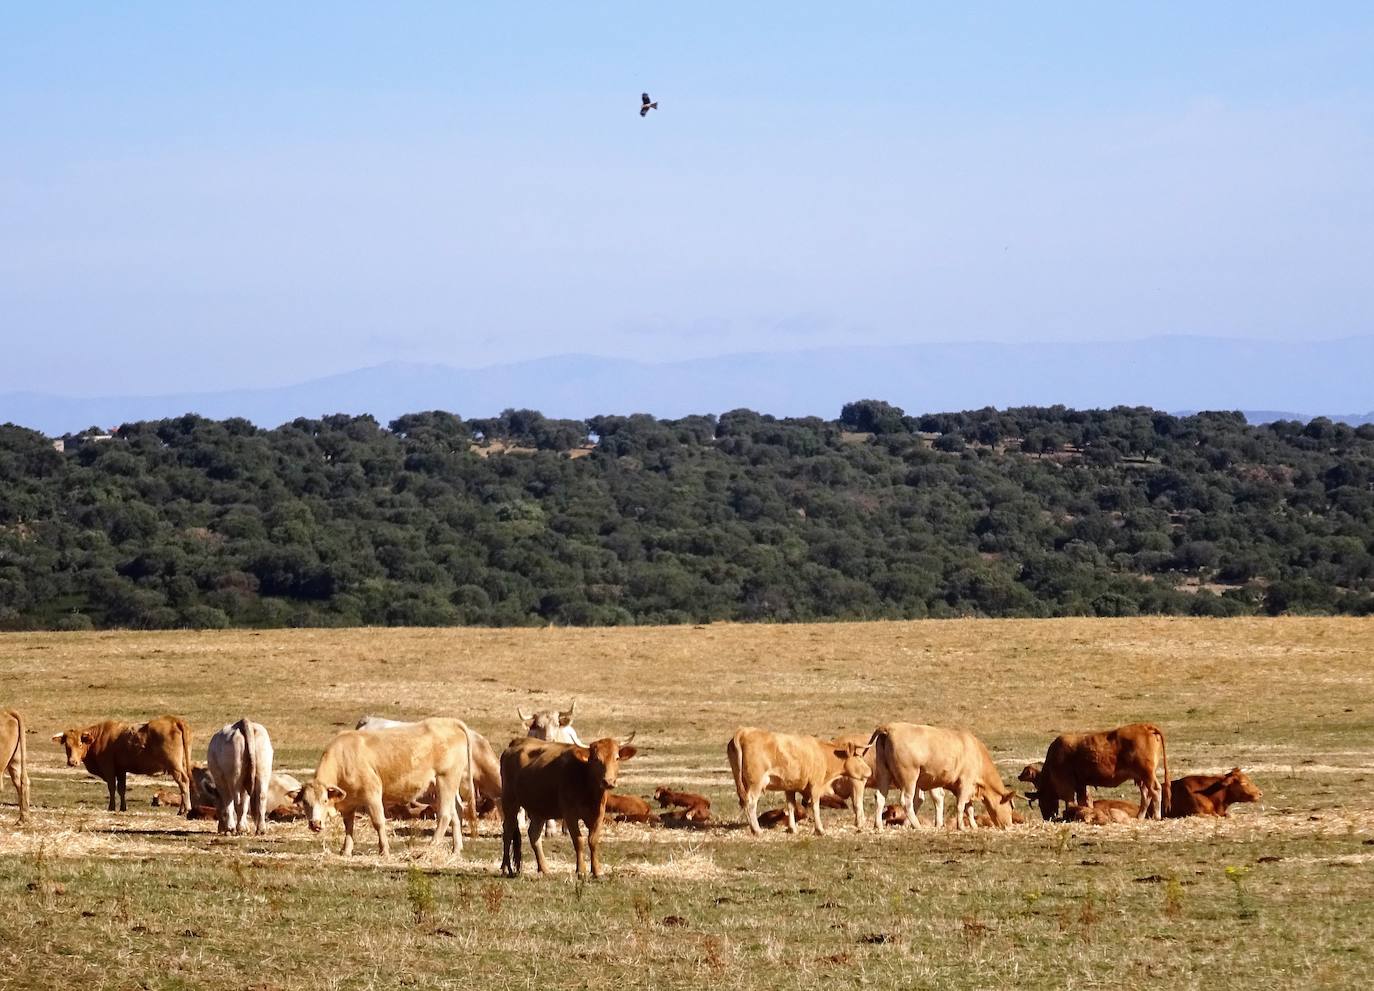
<box><xmin>622</xmin><ymin>731</ymin><xmax>637</xmax><ymax>746</ymax></box>
<box><xmin>517</xmin><ymin>707</ymin><xmax>531</xmax><ymax>721</ymax></box>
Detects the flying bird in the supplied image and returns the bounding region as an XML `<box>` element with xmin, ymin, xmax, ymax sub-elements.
<box><xmin>640</xmin><ymin>92</ymin><xmax>658</xmax><ymax>117</ymax></box>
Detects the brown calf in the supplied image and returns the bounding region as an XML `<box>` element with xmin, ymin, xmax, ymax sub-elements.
<box><xmin>653</xmin><ymin>787</ymin><xmax>711</xmax><ymax>822</ymax></box>
<box><xmin>1063</xmin><ymin>798</ymin><xmax>1141</xmax><ymax>824</ymax></box>
<box><xmin>1167</xmin><ymin>769</ymin><xmax>1262</xmax><ymax>818</ymax></box>
<box><xmin>52</xmin><ymin>716</ymin><xmax>192</xmax><ymax>814</ymax></box>
<box><xmin>604</xmin><ymin>793</ymin><xmax>661</xmax><ymax>824</ymax></box>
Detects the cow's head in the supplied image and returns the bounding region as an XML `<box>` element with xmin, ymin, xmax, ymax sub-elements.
<box><xmin>519</xmin><ymin>700</ymin><xmax>576</xmax><ymax>741</ymax></box>
<box><xmin>834</xmin><ymin>741</ymin><xmax>872</xmax><ymax>786</ymax></box>
<box><xmin>573</xmin><ymin>734</ymin><xmax>637</xmax><ymax>791</ymax></box>
<box><xmin>51</xmin><ymin>727</ymin><xmax>95</xmax><ymax>767</ymax></box>
<box><xmin>978</xmin><ymin>785</ymin><xmax>1017</xmax><ymax>827</ymax></box>
<box><xmin>288</xmin><ymin>780</ymin><xmax>346</xmax><ymax>833</ymax></box>
<box><xmin>1212</xmin><ymin>768</ymin><xmax>1263</xmax><ymax>807</ymax></box>
<box><xmin>1017</xmin><ymin>763</ymin><xmax>1042</xmax><ymax>784</ymax></box>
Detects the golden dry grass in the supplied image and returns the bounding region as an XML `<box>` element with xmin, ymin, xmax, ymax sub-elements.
<box><xmin>2</xmin><ymin>618</ymin><xmax>1372</xmax><ymax>990</ymax></box>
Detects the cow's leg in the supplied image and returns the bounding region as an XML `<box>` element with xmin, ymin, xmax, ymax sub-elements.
<box><xmin>339</xmin><ymin>809</ymin><xmax>357</xmax><ymax>856</ymax></box>
<box><xmin>901</xmin><ymin>784</ymin><xmax>919</xmax><ymax>829</ymax></box>
<box><xmin>528</xmin><ymin>817</ymin><xmax>548</xmax><ymax>874</ymax></box>
<box><xmin>105</xmin><ymin>774</ymin><xmax>118</xmax><ymax>812</ymax></box>
<box><xmin>954</xmin><ymin>783</ymin><xmax>977</xmax><ymax>831</ymax></box>
<box><xmin>500</xmin><ymin>814</ymin><xmax>519</xmax><ymax>876</ymax></box>
<box><xmin>175</xmin><ymin>767</ymin><xmax>190</xmax><ymax>816</ymax></box>
<box><xmin>784</xmin><ymin>791</ymin><xmax>799</xmax><ymax>834</ymax></box>
<box><xmin>217</xmin><ymin>792</ymin><xmax>233</xmax><ymax>835</ymax></box>
<box><xmin>430</xmin><ymin>781</ymin><xmax>461</xmax><ymax>856</ymax></box>
<box><xmin>929</xmin><ymin>789</ymin><xmax>946</xmax><ymax>830</ymax></box>
<box><xmin>116</xmin><ymin>772</ymin><xmax>128</xmax><ymax>812</ymax></box>
<box><xmin>809</xmin><ymin>790</ymin><xmax>826</xmax><ymax>836</ymax></box>
<box><xmin>873</xmin><ymin>785</ymin><xmax>887</xmax><ymax>830</ymax></box>
<box><xmin>852</xmin><ymin>783</ymin><xmax>866</xmax><ymax>832</ymax></box>
<box><xmin>567</xmin><ymin>817</ymin><xmax>587</xmax><ymax>877</ymax></box>
<box><xmin>588</xmin><ymin>818</ymin><xmax>606</xmax><ymax>879</ymax></box>
<box><xmin>233</xmin><ymin>791</ymin><xmax>248</xmax><ymax>835</ymax></box>
<box><xmin>367</xmin><ymin>796</ymin><xmax>389</xmax><ymax>856</ymax></box>
<box><xmin>745</xmin><ymin>788</ymin><xmax>764</xmax><ymax>836</ymax></box>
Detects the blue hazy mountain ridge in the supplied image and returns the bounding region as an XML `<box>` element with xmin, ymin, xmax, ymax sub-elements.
<box><xmin>2</xmin><ymin>336</ymin><xmax>1371</xmax><ymax>435</ymax></box>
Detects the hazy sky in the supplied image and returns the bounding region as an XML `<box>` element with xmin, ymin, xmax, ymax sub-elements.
<box><xmin>3</xmin><ymin>4</ymin><xmax>1372</xmax><ymax>396</ymax></box>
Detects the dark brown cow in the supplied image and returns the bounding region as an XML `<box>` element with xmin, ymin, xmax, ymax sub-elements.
<box><xmin>1167</xmin><ymin>769</ymin><xmax>1262</xmax><ymax>818</ymax></box>
<box><xmin>2</xmin><ymin>709</ymin><xmax>30</xmax><ymax>823</ymax></box>
<box><xmin>603</xmin><ymin>793</ymin><xmax>661</xmax><ymax>824</ymax></box>
<box><xmin>52</xmin><ymin>716</ymin><xmax>192</xmax><ymax>814</ymax></box>
<box><xmin>653</xmin><ymin>787</ymin><xmax>711</xmax><ymax>822</ymax></box>
<box><xmin>1036</xmin><ymin>723</ymin><xmax>1170</xmax><ymax>820</ymax></box>
<box><xmin>500</xmin><ymin>734</ymin><xmax>637</xmax><ymax>879</ymax></box>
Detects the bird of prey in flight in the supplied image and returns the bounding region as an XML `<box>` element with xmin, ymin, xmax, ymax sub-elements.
<box><xmin>640</xmin><ymin>93</ymin><xmax>658</xmax><ymax>117</ymax></box>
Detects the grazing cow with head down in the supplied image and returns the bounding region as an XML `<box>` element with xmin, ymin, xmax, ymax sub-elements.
<box><xmin>52</xmin><ymin>715</ymin><xmax>192</xmax><ymax>814</ymax></box>
<box><xmin>1167</xmin><ymin>769</ymin><xmax>1262</xmax><ymax>818</ymax></box>
<box><xmin>290</xmin><ymin>717</ymin><xmax>478</xmax><ymax>857</ymax></box>
<box><xmin>726</xmin><ymin>728</ymin><xmax>872</xmax><ymax>836</ymax></box>
<box><xmin>1036</xmin><ymin>723</ymin><xmax>1170</xmax><ymax>820</ymax></box>
<box><xmin>867</xmin><ymin>723</ymin><xmax>1017</xmax><ymax>831</ymax></box>
<box><xmin>2</xmin><ymin>709</ymin><xmax>30</xmax><ymax>822</ymax></box>
<box><xmin>500</xmin><ymin>733</ymin><xmax>638</xmax><ymax>878</ymax></box>
<box><xmin>207</xmin><ymin>719</ymin><xmax>274</xmax><ymax>836</ymax></box>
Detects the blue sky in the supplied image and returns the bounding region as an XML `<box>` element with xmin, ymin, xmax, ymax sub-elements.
<box><xmin>2</xmin><ymin>4</ymin><xmax>1372</xmax><ymax>396</ymax></box>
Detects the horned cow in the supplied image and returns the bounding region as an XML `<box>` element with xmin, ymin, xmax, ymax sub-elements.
<box><xmin>52</xmin><ymin>716</ymin><xmax>193</xmax><ymax>814</ymax></box>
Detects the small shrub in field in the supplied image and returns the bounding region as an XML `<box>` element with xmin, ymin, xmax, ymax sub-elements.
<box><xmin>407</xmin><ymin>865</ymin><xmax>435</xmax><ymax>925</ymax></box>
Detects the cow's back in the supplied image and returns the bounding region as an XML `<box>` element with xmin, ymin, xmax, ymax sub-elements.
<box><xmin>874</xmin><ymin>723</ymin><xmax>972</xmax><ymax>789</ymax></box>
<box><xmin>733</xmin><ymin>728</ymin><xmax>829</xmax><ymax>791</ymax></box>
<box><xmin>501</xmin><ymin>737</ymin><xmax>579</xmax><ymax>819</ymax></box>
<box><xmin>325</xmin><ymin>719</ymin><xmax>468</xmax><ymax>810</ymax></box>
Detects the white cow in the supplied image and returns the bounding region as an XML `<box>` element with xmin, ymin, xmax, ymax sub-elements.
<box><xmin>207</xmin><ymin>718</ymin><xmax>274</xmax><ymax>835</ymax></box>
<box><xmin>518</xmin><ymin>701</ymin><xmax>587</xmax><ymax>747</ymax></box>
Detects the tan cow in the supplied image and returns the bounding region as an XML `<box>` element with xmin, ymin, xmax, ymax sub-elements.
<box><xmin>500</xmin><ymin>734</ymin><xmax>638</xmax><ymax>879</ymax></box>
<box><xmin>52</xmin><ymin>716</ymin><xmax>192</xmax><ymax>814</ymax></box>
<box><xmin>828</xmin><ymin>731</ymin><xmax>948</xmax><ymax>828</ymax></box>
<box><xmin>290</xmin><ymin>718</ymin><xmax>478</xmax><ymax>857</ymax></box>
<box><xmin>355</xmin><ymin>715</ymin><xmax>503</xmax><ymax>831</ymax></box>
<box><xmin>726</xmin><ymin>727</ymin><xmax>872</xmax><ymax>836</ymax></box>
<box><xmin>1063</xmin><ymin>798</ymin><xmax>1140</xmax><ymax>824</ymax></box>
<box><xmin>1036</xmin><ymin>723</ymin><xmax>1170</xmax><ymax>820</ymax></box>
<box><xmin>518</xmin><ymin>701</ymin><xmax>588</xmax><ymax>747</ymax></box>
<box><xmin>866</xmin><ymin>723</ymin><xmax>1017</xmax><ymax>830</ymax></box>
<box><xmin>1167</xmin><ymin>769</ymin><xmax>1262</xmax><ymax>818</ymax></box>
<box><xmin>2</xmin><ymin>709</ymin><xmax>30</xmax><ymax>822</ymax></box>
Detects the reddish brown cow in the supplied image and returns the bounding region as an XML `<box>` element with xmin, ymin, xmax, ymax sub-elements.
<box><xmin>1167</xmin><ymin>769</ymin><xmax>1262</xmax><ymax>818</ymax></box>
<box><xmin>1036</xmin><ymin>723</ymin><xmax>1170</xmax><ymax>820</ymax></box>
<box><xmin>52</xmin><ymin>716</ymin><xmax>192</xmax><ymax>814</ymax></box>
<box><xmin>500</xmin><ymin>734</ymin><xmax>638</xmax><ymax>879</ymax></box>
<box><xmin>653</xmin><ymin>787</ymin><xmax>711</xmax><ymax>822</ymax></box>
<box><xmin>2</xmin><ymin>709</ymin><xmax>30</xmax><ymax>823</ymax></box>
<box><xmin>603</xmin><ymin>793</ymin><xmax>661</xmax><ymax>824</ymax></box>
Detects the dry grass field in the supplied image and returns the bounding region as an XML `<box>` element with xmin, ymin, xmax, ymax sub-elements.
<box><xmin>1</xmin><ymin>618</ymin><xmax>1372</xmax><ymax>990</ymax></box>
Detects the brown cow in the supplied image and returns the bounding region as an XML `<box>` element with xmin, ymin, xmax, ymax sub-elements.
<box><xmin>1063</xmin><ymin>798</ymin><xmax>1140</xmax><ymax>824</ymax></box>
<box><xmin>726</xmin><ymin>727</ymin><xmax>872</xmax><ymax>836</ymax></box>
<box><xmin>500</xmin><ymin>734</ymin><xmax>638</xmax><ymax>879</ymax></box>
<box><xmin>52</xmin><ymin>716</ymin><xmax>192</xmax><ymax>814</ymax></box>
<box><xmin>653</xmin><ymin>787</ymin><xmax>711</xmax><ymax>822</ymax></box>
<box><xmin>867</xmin><ymin>723</ymin><xmax>1017</xmax><ymax>830</ymax></box>
<box><xmin>1167</xmin><ymin>769</ymin><xmax>1262</xmax><ymax>818</ymax></box>
<box><xmin>1036</xmin><ymin>723</ymin><xmax>1170</xmax><ymax>820</ymax></box>
<box><xmin>291</xmin><ymin>718</ymin><xmax>479</xmax><ymax>857</ymax></box>
<box><xmin>603</xmin><ymin>792</ymin><xmax>661</xmax><ymax>824</ymax></box>
<box><xmin>2</xmin><ymin>710</ymin><xmax>30</xmax><ymax>823</ymax></box>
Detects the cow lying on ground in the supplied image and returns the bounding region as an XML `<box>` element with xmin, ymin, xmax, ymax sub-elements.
<box><xmin>52</xmin><ymin>716</ymin><xmax>192</xmax><ymax>814</ymax></box>
<box><xmin>356</xmin><ymin>715</ymin><xmax>503</xmax><ymax>832</ymax></box>
<box><xmin>726</xmin><ymin>728</ymin><xmax>872</xmax><ymax>836</ymax></box>
<box><xmin>1035</xmin><ymin>723</ymin><xmax>1170</xmax><ymax>820</ymax></box>
<box><xmin>867</xmin><ymin>723</ymin><xmax>1017</xmax><ymax>830</ymax></box>
<box><xmin>1063</xmin><ymin>798</ymin><xmax>1140</xmax><ymax>824</ymax></box>
<box><xmin>291</xmin><ymin>718</ymin><xmax>479</xmax><ymax>857</ymax></box>
<box><xmin>500</xmin><ymin>734</ymin><xmax>638</xmax><ymax>879</ymax></box>
<box><xmin>207</xmin><ymin>718</ymin><xmax>274</xmax><ymax>836</ymax></box>
<box><xmin>2</xmin><ymin>709</ymin><xmax>30</xmax><ymax>823</ymax></box>
<box><xmin>1167</xmin><ymin>769</ymin><xmax>1262</xmax><ymax>818</ymax></box>
<box><xmin>603</xmin><ymin>792</ymin><xmax>660</xmax><ymax>824</ymax></box>
<box><xmin>653</xmin><ymin>787</ymin><xmax>711</xmax><ymax>822</ymax></box>
<box><xmin>155</xmin><ymin>765</ymin><xmax>303</xmax><ymax>819</ymax></box>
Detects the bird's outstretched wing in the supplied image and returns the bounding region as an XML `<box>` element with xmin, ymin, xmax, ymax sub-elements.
<box><xmin>640</xmin><ymin>106</ymin><xmax>649</xmax><ymax>117</ymax></box>
<box><xmin>642</xmin><ymin>93</ymin><xmax>651</xmax><ymax>106</ymax></box>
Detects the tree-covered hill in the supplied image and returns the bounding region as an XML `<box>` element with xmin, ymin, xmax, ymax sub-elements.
<box><xmin>2</xmin><ymin>402</ymin><xmax>1372</xmax><ymax>630</ymax></box>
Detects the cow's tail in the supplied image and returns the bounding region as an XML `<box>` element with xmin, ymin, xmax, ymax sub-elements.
<box><xmin>463</xmin><ymin>721</ymin><xmax>479</xmax><ymax>840</ymax></box>
<box><xmin>177</xmin><ymin>717</ymin><xmax>193</xmax><ymax>815</ymax></box>
<box><xmin>726</xmin><ymin>732</ymin><xmax>747</xmax><ymax>807</ymax></box>
<box><xmin>866</xmin><ymin>727</ymin><xmax>891</xmax><ymax>794</ymax></box>
<box><xmin>240</xmin><ymin>718</ymin><xmax>266</xmax><ymax>825</ymax></box>
<box><xmin>1154</xmin><ymin>725</ymin><xmax>1171</xmax><ymax>817</ymax></box>
<box><xmin>7</xmin><ymin>710</ymin><xmax>29</xmax><ymax>821</ymax></box>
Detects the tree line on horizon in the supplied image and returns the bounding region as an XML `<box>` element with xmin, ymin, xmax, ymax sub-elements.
<box><xmin>1</xmin><ymin>400</ymin><xmax>1372</xmax><ymax>631</ymax></box>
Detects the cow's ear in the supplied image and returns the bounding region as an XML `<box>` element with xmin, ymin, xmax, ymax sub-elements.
<box><xmin>571</xmin><ymin>747</ymin><xmax>591</xmax><ymax>763</ymax></box>
<box><xmin>326</xmin><ymin>786</ymin><xmax>347</xmax><ymax>801</ymax></box>
<box><xmin>1229</xmin><ymin>766</ymin><xmax>1242</xmax><ymax>776</ymax></box>
<box><xmin>618</xmin><ymin>745</ymin><xmax>638</xmax><ymax>761</ymax></box>
<box><xmin>50</xmin><ymin>732</ymin><xmax>64</xmax><ymax>743</ymax></box>
<box><xmin>79</xmin><ymin>732</ymin><xmax>94</xmax><ymax>745</ymax></box>
<box><xmin>286</xmin><ymin>788</ymin><xmax>302</xmax><ymax>802</ymax></box>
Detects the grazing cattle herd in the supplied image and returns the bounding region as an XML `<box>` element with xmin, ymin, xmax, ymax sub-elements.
<box><xmin>0</xmin><ymin>700</ymin><xmax>1267</xmax><ymax>878</ymax></box>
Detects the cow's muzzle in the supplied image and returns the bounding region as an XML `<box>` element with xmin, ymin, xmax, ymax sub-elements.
<box><xmin>308</xmin><ymin>820</ymin><xmax>323</xmax><ymax>833</ymax></box>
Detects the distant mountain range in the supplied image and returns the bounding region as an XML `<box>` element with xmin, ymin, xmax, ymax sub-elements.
<box><xmin>3</xmin><ymin>335</ymin><xmax>1371</xmax><ymax>435</ymax></box>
